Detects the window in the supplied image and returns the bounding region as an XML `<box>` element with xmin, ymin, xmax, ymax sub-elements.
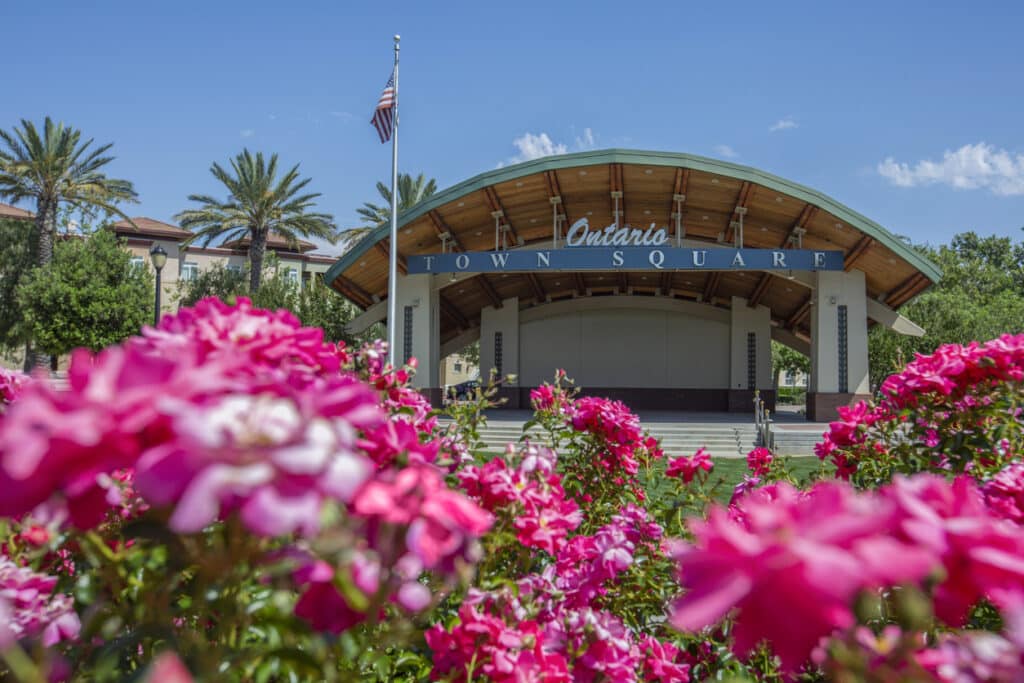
<box><xmin>129</xmin><ymin>256</ymin><xmax>145</xmax><ymax>271</ymax></box>
<box><xmin>226</xmin><ymin>264</ymin><xmax>243</xmax><ymax>274</ymax></box>
<box><xmin>285</xmin><ymin>267</ymin><xmax>300</xmax><ymax>286</ymax></box>
<box><xmin>454</xmin><ymin>361</ymin><xmax>462</xmax><ymax>373</ymax></box>
<box><xmin>181</xmin><ymin>261</ymin><xmax>199</xmax><ymax>281</ymax></box>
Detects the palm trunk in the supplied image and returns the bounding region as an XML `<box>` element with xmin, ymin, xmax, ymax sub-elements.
<box><xmin>35</xmin><ymin>199</ymin><xmax>55</xmax><ymax>267</ymax></box>
<box><xmin>249</xmin><ymin>227</ymin><xmax>266</xmax><ymax>293</ymax></box>
<box><xmin>28</xmin><ymin>199</ymin><xmax>56</xmax><ymax>373</ymax></box>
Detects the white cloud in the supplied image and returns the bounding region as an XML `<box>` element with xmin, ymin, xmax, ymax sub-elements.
<box><xmin>713</xmin><ymin>144</ymin><xmax>738</xmax><ymax>159</ymax></box>
<box><xmin>877</xmin><ymin>143</ymin><xmax>1024</xmax><ymax>196</ymax></box>
<box><xmin>508</xmin><ymin>132</ymin><xmax>568</xmax><ymax>164</ymax></box>
<box><xmin>769</xmin><ymin>117</ymin><xmax>798</xmax><ymax>132</ymax></box>
<box><xmin>240</xmin><ymin>129</ymin><xmax>255</xmax><ymax>137</ymax></box>
<box><xmin>502</xmin><ymin>128</ymin><xmax>597</xmax><ymax>166</ymax></box>
<box><xmin>575</xmin><ymin>127</ymin><xmax>595</xmax><ymax>150</ymax></box>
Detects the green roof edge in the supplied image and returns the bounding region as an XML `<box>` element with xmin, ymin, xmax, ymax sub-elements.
<box><xmin>325</xmin><ymin>148</ymin><xmax>942</xmax><ymax>293</ymax></box>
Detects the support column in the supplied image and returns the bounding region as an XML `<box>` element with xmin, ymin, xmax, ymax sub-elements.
<box><xmin>480</xmin><ymin>297</ymin><xmax>520</xmax><ymax>407</ymax></box>
<box><xmin>807</xmin><ymin>270</ymin><xmax>870</xmax><ymax>421</ymax></box>
<box><xmin>729</xmin><ymin>296</ymin><xmax>772</xmax><ymax>412</ymax></box>
<box><xmin>394</xmin><ymin>274</ymin><xmax>440</xmax><ymax>398</ymax></box>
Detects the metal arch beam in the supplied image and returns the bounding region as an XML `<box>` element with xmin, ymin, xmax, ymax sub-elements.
<box><xmin>780</xmin><ymin>203</ymin><xmax>817</xmax><ymax>248</ymax></box>
<box><xmin>440</xmin><ymin>327</ymin><xmax>481</xmax><ymax>358</ymax></box>
<box><xmin>702</xmin><ymin>272</ymin><xmax>722</xmax><ymax>302</ymax></box>
<box><xmin>525</xmin><ymin>273</ymin><xmax>546</xmax><ymax>301</ymax></box>
<box><xmin>335</xmin><ymin>276</ymin><xmax>373</xmax><ymax>307</ymax></box>
<box><xmin>482</xmin><ymin>186</ymin><xmax>520</xmax><ymax>246</ymax></box>
<box><xmin>887</xmin><ymin>273</ymin><xmax>928</xmax><ymax>307</ymax></box>
<box><xmin>660</xmin><ymin>270</ymin><xmax>673</xmax><ymax>294</ymax></box>
<box><xmin>544</xmin><ymin>170</ymin><xmax>570</xmax><ymax>226</ymax></box>
<box><xmin>723</xmin><ymin>181</ymin><xmax>752</xmax><ymax>244</ymax></box>
<box><xmin>844</xmin><ymin>235</ymin><xmax>874</xmax><ymax>270</ymax></box>
<box><xmin>345</xmin><ymin>299</ymin><xmax>387</xmax><ymax>334</ymax></box>
<box><xmin>771</xmin><ymin>326</ymin><xmax>811</xmax><ymax>356</ymax></box>
<box><xmin>609</xmin><ymin>163</ymin><xmax>625</xmax><ymax>225</ymax></box>
<box><xmin>787</xmin><ymin>296</ymin><xmax>812</xmax><ymax>329</ymax></box>
<box><xmin>865</xmin><ymin>298</ymin><xmax>925</xmax><ymax>337</ymax></box>
<box><xmin>667</xmin><ymin>167</ymin><xmax>689</xmax><ymax>228</ymax></box>
<box><xmin>376</xmin><ymin>240</ymin><xmax>407</xmax><ymax>275</ymax></box>
<box><xmin>428</xmin><ymin>210</ymin><xmax>464</xmax><ymax>251</ymax></box>
<box><xmin>439</xmin><ymin>295</ymin><xmax>469</xmax><ymax>330</ymax></box>
<box><xmin>475</xmin><ymin>274</ymin><xmax>502</xmax><ymax>309</ymax></box>
<box><xmin>748</xmin><ymin>273</ymin><xmax>772</xmax><ymax>307</ymax></box>
<box><xmin>573</xmin><ymin>272</ymin><xmax>587</xmax><ymax>296</ymax></box>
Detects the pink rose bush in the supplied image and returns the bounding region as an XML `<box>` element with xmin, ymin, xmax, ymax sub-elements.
<box><xmin>0</xmin><ymin>298</ymin><xmax>492</xmax><ymax>679</ymax></box>
<box><xmin>666</xmin><ymin>447</ymin><xmax>714</xmax><ymax>483</ymax></box>
<box><xmin>816</xmin><ymin>334</ymin><xmax>1024</xmax><ymax>484</ymax></box>
<box><xmin>428</xmin><ymin>504</ymin><xmax>689</xmax><ymax>682</ymax></box>
<box><xmin>0</xmin><ymin>305</ymin><xmax>1022</xmax><ymax>682</ymax></box>
<box><xmin>672</xmin><ymin>473</ymin><xmax>1024</xmax><ymax>674</ymax></box>
<box><xmin>0</xmin><ymin>557</ymin><xmax>79</xmax><ymax>648</ymax></box>
<box><xmin>0</xmin><ymin>367</ymin><xmax>28</xmax><ymax>408</ymax></box>
<box><xmin>983</xmin><ymin>462</ymin><xmax>1024</xmax><ymax>524</ymax></box>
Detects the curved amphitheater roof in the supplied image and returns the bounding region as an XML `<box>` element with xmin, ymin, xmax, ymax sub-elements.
<box><xmin>327</xmin><ymin>149</ymin><xmax>938</xmax><ymax>346</ymax></box>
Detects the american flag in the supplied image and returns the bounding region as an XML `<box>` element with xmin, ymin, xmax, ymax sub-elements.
<box><xmin>371</xmin><ymin>72</ymin><xmax>396</xmax><ymax>143</ymax></box>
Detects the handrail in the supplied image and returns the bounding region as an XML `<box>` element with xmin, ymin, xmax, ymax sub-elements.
<box><xmin>752</xmin><ymin>390</ymin><xmax>775</xmax><ymax>451</ymax></box>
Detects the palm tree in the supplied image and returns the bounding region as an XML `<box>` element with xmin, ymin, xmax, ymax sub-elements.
<box><xmin>0</xmin><ymin>117</ymin><xmax>137</xmax><ymax>369</ymax></box>
<box><xmin>176</xmin><ymin>150</ymin><xmax>337</xmax><ymax>293</ymax></box>
<box><xmin>356</xmin><ymin>172</ymin><xmax>437</xmax><ymax>228</ymax></box>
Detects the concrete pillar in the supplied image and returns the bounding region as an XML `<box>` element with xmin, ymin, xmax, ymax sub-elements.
<box><xmin>807</xmin><ymin>270</ymin><xmax>870</xmax><ymax>420</ymax></box>
<box><xmin>394</xmin><ymin>274</ymin><xmax>439</xmax><ymax>392</ymax></box>
<box><xmin>480</xmin><ymin>297</ymin><xmax>519</xmax><ymax>402</ymax></box>
<box><xmin>728</xmin><ymin>296</ymin><xmax>772</xmax><ymax>411</ymax></box>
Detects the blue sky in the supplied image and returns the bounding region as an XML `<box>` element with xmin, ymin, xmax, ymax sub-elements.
<box><xmin>4</xmin><ymin>0</ymin><xmax>1023</xmax><ymax>254</ymax></box>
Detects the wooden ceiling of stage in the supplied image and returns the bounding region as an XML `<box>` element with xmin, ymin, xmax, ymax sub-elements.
<box><xmin>327</xmin><ymin>150</ymin><xmax>940</xmax><ymax>345</ymax></box>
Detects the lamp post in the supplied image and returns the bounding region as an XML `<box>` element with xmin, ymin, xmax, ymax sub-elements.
<box><xmin>149</xmin><ymin>244</ymin><xmax>167</xmax><ymax>325</ymax></box>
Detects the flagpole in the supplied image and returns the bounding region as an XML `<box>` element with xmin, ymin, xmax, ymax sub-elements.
<box><xmin>386</xmin><ymin>34</ymin><xmax>401</xmax><ymax>368</ymax></box>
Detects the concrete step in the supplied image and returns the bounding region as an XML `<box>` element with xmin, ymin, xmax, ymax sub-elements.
<box><xmin>439</xmin><ymin>417</ymin><xmax>761</xmax><ymax>460</ymax></box>
<box><xmin>769</xmin><ymin>428</ymin><xmax>824</xmax><ymax>456</ymax></box>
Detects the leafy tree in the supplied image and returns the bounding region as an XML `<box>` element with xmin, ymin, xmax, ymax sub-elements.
<box><xmin>16</xmin><ymin>229</ymin><xmax>151</xmax><ymax>356</ymax></box>
<box><xmin>459</xmin><ymin>340</ymin><xmax>480</xmax><ymax>368</ymax></box>
<box><xmin>175</xmin><ymin>260</ymin><xmax>359</xmax><ymax>344</ymax></box>
<box><xmin>0</xmin><ymin>217</ymin><xmax>35</xmax><ymax>366</ymax></box>
<box><xmin>289</xmin><ymin>278</ymin><xmax>361</xmax><ymax>345</ymax></box>
<box><xmin>356</xmin><ymin>172</ymin><xmax>437</xmax><ymax>228</ymax></box>
<box><xmin>175</xmin><ymin>262</ymin><xmax>248</xmax><ymax>308</ymax></box>
<box><xmin>771</xmin><ymin>340</ymin><xmax>809</xmax><ymax>395</ymax></box>
<box><xmin>868</xmin><ymin>231</ymin><xmax>1024</xmax><ymax>388</ymax></box>
<box><xmin>175</xmin><ymin>150</ymin><xmax>337</xmax><ymax>293</ymax></box>
<box><xmin>0</xmin><ymin>117</ymin><xmax>137</xmax><ymax>367</ymax></box>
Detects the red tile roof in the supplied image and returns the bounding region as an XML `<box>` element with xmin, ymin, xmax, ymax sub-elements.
<box><xmin>221</xmin><ymin>232</ymin><xmax>318</xmax><ymax>253</ymax></box>
<box><xmin>0</xmin><ymin>202</ymin><xmax>33</xmax><ymax>221</ymax></box>
<box><xmin>111</xmin><ymin>217</ymin><xmax>193</xmax><ymax>240</ymax></box>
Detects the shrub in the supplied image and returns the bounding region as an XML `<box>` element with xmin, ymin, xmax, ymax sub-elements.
<box><xmin>0</xmin><ymin>302</ymin><xmax>1022</xmax><ymax>681</ymax></box>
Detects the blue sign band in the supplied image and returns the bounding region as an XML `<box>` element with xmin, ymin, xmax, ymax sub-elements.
<box><xmin>407</xmin><ymin>247</ymin><xmax>844</xmax><ymax>274</ymax></box>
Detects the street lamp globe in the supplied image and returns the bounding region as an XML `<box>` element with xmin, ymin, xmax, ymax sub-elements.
<box><xmin>149</xmin><ymin>244</ymin><xmax>168</xmax><ymax>271</ymax></box>
<box><xmin>149</xmin><ymin>244</ymin><xmax>168</xmax><ymax>326</ymax></box>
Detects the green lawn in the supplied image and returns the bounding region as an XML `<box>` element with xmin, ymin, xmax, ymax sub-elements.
<box><xmin>645</xmin><ymin>456</ymin><xmax>826</xmax><ymax>507</ymax></box>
